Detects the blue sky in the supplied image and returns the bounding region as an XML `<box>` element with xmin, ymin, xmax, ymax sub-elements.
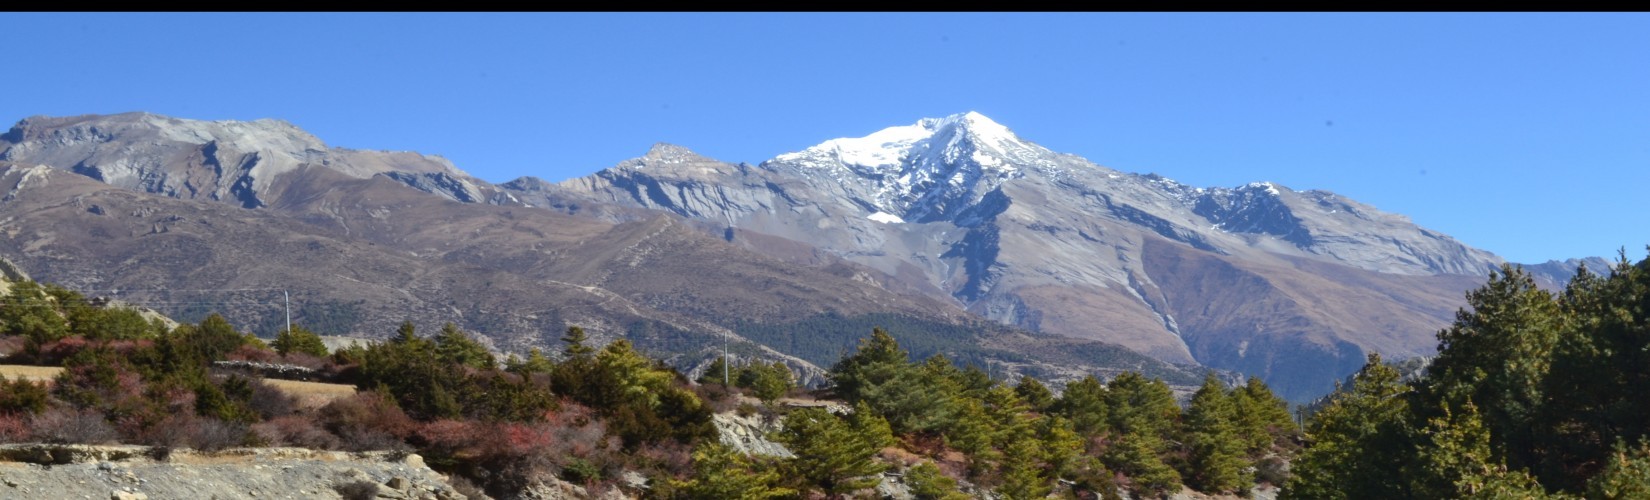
<box><xmin>2</xmin><ymin>13</ymin><xmax>1646</xmax><ymax>264</ymax></box>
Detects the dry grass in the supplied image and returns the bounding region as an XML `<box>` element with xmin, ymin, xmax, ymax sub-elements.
<box><xmin>0</xmin><ymin>365</ymin><xmax>355</xmax><ymax>409</ymax></box>
<box><xmin>263</xmin><ymin>379</ymin><xmax>357</xmax><ymax>410</ymax></box>
<box><xmin>0</xmin><ymin>365</ymin><xmax>62</xmax><ymax>382</ymax></box>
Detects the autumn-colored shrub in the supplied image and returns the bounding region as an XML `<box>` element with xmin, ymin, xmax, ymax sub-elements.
<box><xmin>317</xmin><ymin>391</ymin><xmax>415</xmax><ymax>451</ymax></box>
<box><xmin>31</xmin><ymin>407</ymin><xmax>118</xmax><ymax>444</ymax></box>
<box><xmin>189</xmin><ymin>417</ymin><xmax>249</xmax><ymax>451</ymax></box>
<box><xmin>251</xmin><ymin>415</ymin><xmax>340</xmax><ymax>450</ymax></box>
<box><xmin>0</xmin><ymin>414</ymin><xmax>31</xmax><ymax>443</ymax></box>
<box><xmin>35</xmin><ymin>336</ymin><xmax>92</xmax><ymax>365</ymax></box>
<box><xmin>246</xmin><ymin>377</ymin><xmax>298</xmax><ymax>420</ymax></box>
<box><xmin>225</xmin><ymin>344</ymin><xmax>279</xmax><ymax>363</ymax></box>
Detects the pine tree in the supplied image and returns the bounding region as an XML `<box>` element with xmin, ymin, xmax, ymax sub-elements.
<box><xmin>1103</xmin><ymin>429</ymin><xmax>1181</xmax><ymax>497</ymax></box>
<box><xmin>1184</xmin><ymin>374</ymin><xmax>1250</xmax><ymax>494</ymax></box>
<box><xmin>435</xmin><ymin>323</ymin><xmax>495</xmax><ymax>369</ymax></box>
<box><xmin>560</xmin><ymin>325</ymin><xmax>594</xmax><ymax>359</ymax></box>
<box><xmin>1282</xmin><ymin>353</ymin><xmax>1412</xmax><ymax>500</ymax></box>
<box><xmin>829</xmin><ymin>329</ymin><xmax>952</xmax><ymax>433</ymax></box>
<box><xmin>999</xmin><ymin>436</ymin><xmax>1052</xmax><ymax>500</ymax></box>
<box><xmin>1417</xmin><ymin>264</ymin><xmax>1563</xmax><ymax>474</ymax></box>
<box><xmin>1411</xmin><ymin>400</ymin><xmax>1551</xmax><ymax>499</ymax></box>
<box><xmin>190</xmin><ymin>313</ymin><xmax>247</xmax><ymax>361</ymax></box>
<box><xmin>947</xmin><ymin>396</ymin><xmax>1001</xmax><ymax>472</ymax></box>
<box><xmin>774</xmin><ymin>407</ymin><xmax>886</xmax><ymax>496</ymax></box>
<box><xmin>737</xmin><ymin>361</ymin><xmax>793</xmax><ymax>403</ymax></box>
<box><xmin>1037</xmin><ymin>415</ymin><xmax>1084</xmax><ymax>481</ymax></box>
<box><xmin>393</xmin><ymin>320</ymin><xmax>419</xmax><ymax>344</ymax></box>
<box><xmin>1585</xmin><ymin>440</ymin><xmax>1650</xmax><ymax>500</ymax></box>
<box><xmin>697</xmin><ymin>356</ymin><xmax>731</xmax><ymax>386</ymax></box>
<box><xmin>504</xmin><ymin>347</ymin><xmax>554</xmax><ymax>376</ymax></box>
<box><xmin>0</xmin><ymin>281</ymin><xmax>70</xmax><ymax>352</ymax></box>
<box><xmin>1541</xmin><ymin>256</ymin><xmax>1650</xmax><ymax>489</ymax></box>
<box><xmin>1014</xmin><ymin>375</ymin><xmax>1055</xmax><ymax>413</ymax></box>
<box><xmin>675</xmin><ymin>442</ymin><xmax>795</xmax><ymax>499</ymax></box>
<box><xmin>1052</xmin><ymin>375</ymin><xmax>1108</xmax><ymax>438</ymax></box>
<box><xmin>1098</xmin><ymin>372</ymin><xmax>1182</xmax><ymax>497</ymax></box>
<box><xmin>272</xmin><ymin>324</ymin><xmax>329</xmax><ymax>357</ymax></box>
<box><xmin>1231</xmin><ymin>376</ymin><xmax>1296</xmax><ymax>457</ymax></box>
<box><xmin>1102</xmin><ymin>372</ymin><xmax>1179</xmax><ymax>439</ymax></box>
<box><xmin>848</xmin><ymin>401</ymin><xmax>896</xmax><ymax>451</ymax></box>
<box><xmin>905</xmin><ymin>460</ymin><xmax>971</xmax><ymax>500</ymax></box>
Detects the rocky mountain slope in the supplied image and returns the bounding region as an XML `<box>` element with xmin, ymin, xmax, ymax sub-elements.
<box><xmin>538</xmin><ymin>113</ymin><xmax>1537</xmax><ymax>400</ymax></box>
<box><xmin>2</xmin><ymin>111</ymin><xmax>1593</xmax><ymax>400</ymax></box>
<box><xmin>0</xmin><ymin>114</ymin><xmax>1197</xmax><ymax>389</ymax></box>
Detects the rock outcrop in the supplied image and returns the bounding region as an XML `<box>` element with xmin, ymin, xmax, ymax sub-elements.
<box><xmin>0</xmin><ymin>444</ymin><xmax>466</xmax><ymax>500</ymax></box>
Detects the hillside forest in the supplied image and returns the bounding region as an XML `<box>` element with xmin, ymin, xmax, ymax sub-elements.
<box><xmin>0</xmin><ymin>254</ymin><xmax>1647</xmax><ymax>498</ymax></box>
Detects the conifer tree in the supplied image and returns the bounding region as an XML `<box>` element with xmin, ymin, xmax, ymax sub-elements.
<box><xmin>737</xmin><ymin>361</ymin><xmax>793</xmax><ymax>403</ymax></box>
<box><xmin>504</xmin><ymin>347</ymin><xmax>554</xmax><ymax>376</ymax></box>
<box><xmin>191</xmin><ymin>313</ymin><xmax>248</xmax><ymax>361</ymax></box>
<box><xmin>676</xmin><ymin>442</ymin><xmax>794</xmax><ymax>499</ymax></box>
<box><xmin>435</xmin><ymin>323</ymin><xmax>495</xmax><ymax>369</ymax></box>
<box><xmin>1542</xmin><ymin>257</ymin><xmax>1650</xmax><ymax>489</ymax></box>
<box><xmin>1053</xmin><ymin>375</ymin><xmax>1108</xmax><ymax>437</ymax></box>
<box><xmin>697</xmin><ymin>356</ymin><xmax>730</xmax><ymax>386</ymax></box>
<box><xmin>947</xmin><ymin>396</ymin><xmax>1001</xmax><ymax>472</ymax></box>
<box><xmin>1417</xmin><ymin>264</ymin><xmax>1562</xmax><ymax>473</ymax></box>
<box><xmin>1585</xmin><ymin>440</ymin><xmax>1650</xmax><ymax>500</ymax></box>
<box><xmin>1283</xmin><ymin>353</ymin><xmax>1412</xmax><ymax>500</ymax></box>
<box><xmin>1409</xmin><ymin>400</ymin><xmax>1549</xmax><ymax>499</ymax></box>
<box><xmin>1231</xmin><ymin>376</ymin><xmax>1296</xmax><ymax>456</ymax></box>
<box><xmin>1103</xmin><ymin>429</ymin><xmax>1181</xmax><ymax>497</ymax></box>
<box><xmin>1013</xmin><ymin>375</ymin><xmax>1055</xmax><ymax>413</ymax></box>
<box><xmin>1102</xmin><ymin>372</ymin><xmax>1179</xmax><ymax>439</ymax></box>
<box><xmin>905</xmin><ymin>460</ymin><xmax>971</xmax><ymax>500</ymax></box>
<box><xmin>272</xmin><ymin>324</ymin><xmax>329</xmax><ymax>357</ymax></box>
<box><xmin>848</xmin><ymin>401</ymin><xmax>896</xmax><ymax>451</ymax></box>
<box><xmin>830</xmin><ymin>329</ymin><xmax>950</xmax><ymax>433</ymax></box>
<box><xmin>774</xmin><ymin>407</ymin><xmax>886</xmax><ymax>496</ymax></box>
<box><xmin>1037</xmin><ymin>415</ymin><xmax>1084</xmax><ymax>481</ymax></box>
<box><xmin>1183</xmin><ymin>374</ymin><xmax>1251</xmax><ymax>494</ymax></box>
<box><xmin>999</xmin><ymin>436</ymin><xmax>1052</xmax><ymax>500</ymax></box>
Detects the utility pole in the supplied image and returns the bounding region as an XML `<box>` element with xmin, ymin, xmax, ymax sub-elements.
<box><xmin>723</xmin><ymin>329</ymin><xmax>730</xmax><ymax>386</ymax></box>
<box><xmin>284</xmin><ymin>290</ymin><xmax>291</xmax><ymax>336</ymax></box>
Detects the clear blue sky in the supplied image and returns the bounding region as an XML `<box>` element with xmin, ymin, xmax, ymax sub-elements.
<box><xmin>3</xmin><ymin>12</ymin><xmax>1646</xmax><ymax>264</ymax></box>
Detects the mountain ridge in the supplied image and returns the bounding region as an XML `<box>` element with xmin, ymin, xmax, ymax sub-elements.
<box><xmin>0</xmin><ymin>111</ymin><xmax>1603</xmax><ymax>401</ymax></box>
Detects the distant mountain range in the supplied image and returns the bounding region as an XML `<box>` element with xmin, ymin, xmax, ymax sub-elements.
<box><xmin>0</xmin><ymin>112</ymin><xmax>1607</xmax><ymax>401</ymax></box>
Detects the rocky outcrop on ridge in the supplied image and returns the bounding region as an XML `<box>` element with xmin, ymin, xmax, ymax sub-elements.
<box><xmin>0</xmin><ymin>444</ymin><xmax>466</xmax><ymax>500</ymax></box>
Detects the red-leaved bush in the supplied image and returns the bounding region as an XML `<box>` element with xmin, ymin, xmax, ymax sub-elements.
<box><xmin>251</xmin><ymin>415</ymin><xmax>340</xmax><ymax>450</ymax></box>
<box><xmin>415</xmin><ymin>418</ymin><xmax>480</xmax><ymax>457</ymax></box>
<box><xmin>0</xmin><ymin>414</ymin><xmax>31</xmax><ymax>443</ymax></box>
<box><xmin>30</xmin><ymin>407</ymin><xmax>118</xmax><ymax>444</ymax></box>
<box><xmin>317</xmin><ymin>391</ymin><xmax>414</xmax><ymax>451</ymax></box>
<box><xmin>36</xmin><ymin>336</ymin><xmax>92</xmax><ymax>365</ymax></box>
<box><xmin>226</xmin><ymin>344</ymin><xmax>279</xmax><ymax>363</ymax></box>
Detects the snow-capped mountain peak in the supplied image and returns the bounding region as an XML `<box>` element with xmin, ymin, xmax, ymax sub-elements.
<box><xmin>767</xmin><ymin>112</ymin><xmax>1060</xmax><ymax>221</ymax></box>
<box><xmin>773</xmin><ymin>111</ymin><xmax>1046</xmax><ymax>171</ymax></box>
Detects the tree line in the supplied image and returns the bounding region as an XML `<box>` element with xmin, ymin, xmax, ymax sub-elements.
<box><xmin>0</xmin><ymin>277</ymin><xmax>1307</xmax><ymax>498</ymax></box>
<box><xmin>1285</xmin><ymin>256</ymin><xmax>1650</xmax><ymax>498</ymax></box>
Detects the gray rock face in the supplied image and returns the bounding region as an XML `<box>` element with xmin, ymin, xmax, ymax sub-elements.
<box><xmin>0</xmin><ymin>445</ymin><xmax>466</xmax><ymax>500</ymax></box>
<box><xmin>543</xmin><ymin>112</ymin><xmax>1522</xmax><ymax>401</ymax></box>
<box><xmin>1523</xmin><ymin>256</ymin><xmax>1618</xmax><ymax>288</ymax></box>
<box><xmin>712</xmin><ymin>412</ymin><xmax>793</xmax><ymax>458</ymax></box>
<box><xmin>0</xmin><ymin>113</ymin><xmax>493</xmax><ymax>208</ymax></box>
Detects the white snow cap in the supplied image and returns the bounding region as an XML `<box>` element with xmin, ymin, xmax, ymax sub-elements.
<box><xmin>1245</xmin><ymin>181</ymin><xmax>1283</xmax><ymax>196</ymax></box>
<box><xmin>867</xmin><ymin>212</ymin><xmax>905</xmax><ymax>224</ymax></box>
<box><xmin>775</xmin><ymin>111</ymin><xmax>1037</xmax><ymax>170</ymax></box>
